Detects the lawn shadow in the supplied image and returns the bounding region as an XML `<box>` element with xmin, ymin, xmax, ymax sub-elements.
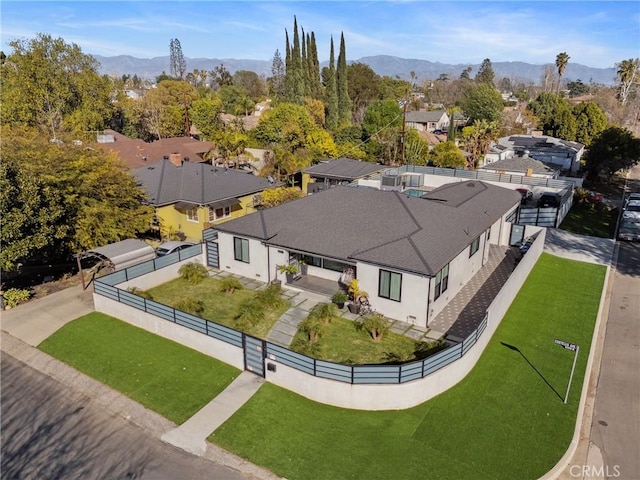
<box><xmin>500</xmin><ymin>342</ymin><xmax>563</xmax><ymax>401</ymax></box>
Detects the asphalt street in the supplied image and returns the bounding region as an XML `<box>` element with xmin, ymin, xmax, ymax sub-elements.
<box><xmin>587</xmin><ymin>238</ymin><xmax>640</xmax><ymax>480</ymax></box>
<box><xmin>0</xmin><ymin>352</ymin><xmax>249</xmax><ymax>480</ymax></box>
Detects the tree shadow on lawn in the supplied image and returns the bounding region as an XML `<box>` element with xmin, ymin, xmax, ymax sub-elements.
<box><xmin>500</xmin><ymin>342</ymin><xmax>563</xmax><ymax>401</ymax></box>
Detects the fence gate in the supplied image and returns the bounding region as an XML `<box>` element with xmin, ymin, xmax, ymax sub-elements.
<box><xmin>206</xmin><ymin>241</ymin><xmax>219</xmax><ymax>268</ymax></box>
<box><xmin>243</xmin><ymin>334</ymin><xmax>266</xmax><ymax>377</ymax></box>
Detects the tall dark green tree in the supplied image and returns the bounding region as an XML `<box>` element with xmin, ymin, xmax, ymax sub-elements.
<box><xmin>337</xmin><ymin>32</ymin><xmax>352</xmax><ymax>126</ymax></box>
<box><xmin>325</xmin><ymin>37</ymin><xmax>339</xmax><ymax>130</ymax></box>
<box><xmin>270</xmin><ymin>49</ymin><xmax>286</xmax><ymax>100</ymax></box>
<box><xmin>290</xmin><ymin>17</ymin><xmax>305</xmax><ymax>103</ymax></box>
<box><xmin>169</xmin><ymin>38</ymin><xmax>186</xmax><ymax>80</ymax></box>
<box><xmin>300</xmin><ymin>27</ymin><xmax>310</xmax><ymax>98</ymax></box>
<box><xmin>475</xmin><ymin>58</ymin><xmax>495</xmax><ymax>85</ymax></box>
<box><xmin>308</xmin><ymin>32</ymin><xmax>322</xmax><ymax>99</ymax></box>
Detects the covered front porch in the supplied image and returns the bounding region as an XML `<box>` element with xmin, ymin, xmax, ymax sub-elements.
<box><xmin>285</xmin><ymin>274</ymin><xmax>346</xmax><ymax>297</ymax></box>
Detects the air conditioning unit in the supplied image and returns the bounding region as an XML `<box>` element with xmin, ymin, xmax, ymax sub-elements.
<box><xmin>381</xmin><ymin>175</ymin><xmax>402</xmax><ymax>191</ymax></box>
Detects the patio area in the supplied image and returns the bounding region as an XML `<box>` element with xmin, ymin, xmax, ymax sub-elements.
<box><xmin>286</xmin><ymin>274</ymin><xmax>345</xmax><ymax>297</ymax></box>
<box><xmin>428</xmin><ymin>245</ymin><xmax>520</xmax><ymax>342</ymax></box>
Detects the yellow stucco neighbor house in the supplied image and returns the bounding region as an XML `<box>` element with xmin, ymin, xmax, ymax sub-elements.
<box><xmin>134</xmin><ymin>158</ymin><xmax>280</xmax><ymax>241</ymax></box>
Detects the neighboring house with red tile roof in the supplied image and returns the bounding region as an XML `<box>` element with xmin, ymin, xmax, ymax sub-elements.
<box><xmin>96</xmin><ymin>130</ymin><xmax>214</xmax><ymax>170</ymax></box>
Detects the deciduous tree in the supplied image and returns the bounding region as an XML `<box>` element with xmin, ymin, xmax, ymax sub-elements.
<box><xmin>584</xmin><ymin>126</ymin><xmax>640</xmax><ymax>181</ymax></box>
<box><xmin>461</xmin><ymin>83</ymin><xmax>504</xmax><ymax>123</ymax></box>
<box><xmin>1</xmin><ymin>126</ymin><xmax>153</xmax><ymax>270</ymax></box>
<box><xmin>432</xmin><ymin>141</ymin><xmax>466</xmax><ymax>168</ymax></box>
<box><xmin>0</xmin><ymin>33</ymin><xmax>114</xmax><ymax>139</ymax></box>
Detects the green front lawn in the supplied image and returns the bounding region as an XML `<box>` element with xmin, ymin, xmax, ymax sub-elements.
<box><xmin>210</xmin><ymin>254</ymin><xmax>606</xmax><ymax>480</ymax></box>
<box><xmin>560</xmin><ymin>203</ymin><xmax>618</xmax><ymax>238</ymax></box>
<box><xmin>291</xmin><ymin>315</ymin><xmax>445</xmax><ymax>364</ymax></box>
<box><xmin>38</xmin><ymin>313</ymin><xmax>240</xmax><ymax>425</ymax></box>
<box><xmin>146</xmin><ymin>277</ymin><xmax>290</xmax><ymax>338</ymax></box>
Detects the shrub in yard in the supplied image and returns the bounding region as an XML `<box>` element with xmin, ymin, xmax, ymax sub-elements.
<box><xmin>308</xmin><ymin>302</ymin><xmax>338</xmax><ymax>325</ymax></box>
<box><xmin>254</xmin><ymin>284</ymin><xmax>286</xmax><ymax>309</ymax></box>
<box><xmin>175</xmin><ymin>296</ymin><xmax>205</xmax><ymax>316</ymax></box>
<box><xmin>234</xmin><ymin>298</ymin><xmax>264</xmax><ymax>332</ymax></box>
<box><xmin>178</xmin><ymin>262</ymin><xmax>208</xmax><ymax>285</ymax></box>
<box><xmin>299</xmin><ymin>316</ymin><xmax>326</xmax><ymax>343</ymax></box>
<box><xmin>3</xmin><ymin>288</ymin><xmax>31</xmax><ymax>308</ymax></box>
<box><xmin>291</xmin><ymin>336</ymin><xmax>323</xmax><ymax>357</ymax></box>
<box><xmin>218</xmin><ymin>276</ymin><xmax>244</xmax><ymax>295</ymax></box>
<box><xmin>358</xmin><ymin>312</ymin><xmax>390</xmax><ymax>342</ymax></box>
<box><xmin>127</xmin><ymin>286</ymin><xmax>153</xmax><ymax>300</ymax></box>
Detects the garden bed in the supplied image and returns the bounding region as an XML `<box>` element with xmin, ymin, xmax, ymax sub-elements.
<box><xmin>145</xmin><ymin>275</ymin><xmax>290</xmax><ymax>339</ymax></box>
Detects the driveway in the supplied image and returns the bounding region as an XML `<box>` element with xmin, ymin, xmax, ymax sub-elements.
<box><xmin>543</xmin><ymin>228</ymin><xmax>615</xmax><ymax>265</ymax></box>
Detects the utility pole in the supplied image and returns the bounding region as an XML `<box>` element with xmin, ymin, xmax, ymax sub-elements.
<box><xmin>400</xmin><ymin>97</ymin><xmax>408</xmax><ymax>165</ymax></box>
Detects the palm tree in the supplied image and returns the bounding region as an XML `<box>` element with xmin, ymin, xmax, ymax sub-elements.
<box><xmin>616</xmin><ymin>58</ymin><xmax>640</xmax><ymax>105</ymax></box>
<box><xmin>555</xmin><ymin>52</ymin><xmax>570</xmax><ymax>94</ymax></box>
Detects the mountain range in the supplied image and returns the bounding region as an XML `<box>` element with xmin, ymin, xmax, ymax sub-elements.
<box><xmin>92</xmin><ymin>54</ymin><xmax>618</xmax><ymax>86</ymax></box>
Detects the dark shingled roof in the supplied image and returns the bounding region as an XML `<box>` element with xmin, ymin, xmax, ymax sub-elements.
<box><xmin>405</xmin><ymin>110</ymin><xmax>447</xmax><ymax>123</ymax></box>
<box><xmin>481</xmin><ymin>156</ymin><xmax>558</xmax><ymax>175</ymax></box>
<box><xmin>214</xmin><ymin>181</ymin><xmax>520</xmax><ymax>276</ymax></box>
<box><xmin>134</xmin><ymin>159</ymin><xmax>279</xmax><ymax>206</ymax></box>
<box><xmin>304</xmin><ymin>158</ymin><xmax>386</xmax><ymax>180</ymax></box>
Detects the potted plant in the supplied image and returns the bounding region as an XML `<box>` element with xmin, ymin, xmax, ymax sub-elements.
<box><xmin>278</xmin><ymin>263</ymin><xmax>298</xmax><ymax>283</ymax></box>
<box><xmin>331</xmin><ymin>291</ymin><xmax>348</xmax><ymax>309</ymax></box>
<box><xmin>299</xmin><ymin>258</ymin><xmax>308</xmax><ymax>275</ymax></box>
<box><xmin>347</xmin><ymin>279</ymin><xmax>368</xmax><ymax>314</ymax></box>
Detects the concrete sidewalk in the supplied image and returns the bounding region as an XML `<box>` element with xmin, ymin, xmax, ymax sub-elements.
<box><xmin>162</xmin><ymin>371</ymin><xmax>264</xmax><ymax>455</ymax></box>
<box><xmin>1</xmin><ymin>284</ymin><xmax>94</xmax><ymax>346</ymax></box>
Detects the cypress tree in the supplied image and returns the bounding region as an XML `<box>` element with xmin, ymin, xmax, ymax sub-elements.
<box><xmin>310</xmin><ymin>32</ymin><xmax>322</xmax><ymax>100</ymax></box>
<box><xmin>291</xmin><ymin>16</ymin><xmax>305</xmax><ymax>103</ymax></box>
<box><xmin>300</xmin><ymin>27</ymin><xmax>310</xmax><ymax>98</ymax></box>
<box><xmin>326</xmin><ymin>36</ymin><xmax>339</xmax><ymax>130</ymax></box>
<box><xmin>337</xmin><ymin>32</ymin><xmax>352</xmax><ymax>126</ymax></box>
<box><xmin>284</xmin><ymin>30</ymin><xmax>293</xmax><ymax>102</ymax></box>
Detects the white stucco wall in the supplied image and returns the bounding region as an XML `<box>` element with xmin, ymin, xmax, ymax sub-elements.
<box><xmin>93</xmin><ymin>295</ymin><xmax>245</xmax><ymax>370</ymax></box>
<box><xmin>428</xmin><ymin>233</ymin><xmax>486</xmax><ymax>321</ymax></box>
<box><xmin>218</xmin><ymin>233</ymin><xmax>270</xmax><ymax>282</ymax></box>
<box><xmin>356</xmin><ymin>263</ymin><xmax>429</xmax><ymax>327</ymax></box>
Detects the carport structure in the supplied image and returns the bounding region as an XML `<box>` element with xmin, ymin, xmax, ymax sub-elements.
<box><xmin>76</xmin><ymin>239</ymin><xmax>156</xmax><ymax>289</ymax></box>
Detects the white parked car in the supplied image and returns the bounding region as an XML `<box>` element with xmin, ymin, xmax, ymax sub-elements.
<box><xmin>155</xmin><ymin>241</ymin><xmax>195</xmax><ymax>256</ymax></box>
<box><xmin>622</xmin><ymin>199</ymin><xmax>640</xmax><ymax>220</ymax></box>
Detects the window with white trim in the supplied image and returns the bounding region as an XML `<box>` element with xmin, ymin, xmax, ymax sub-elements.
<box><xmin>209</xmin><ymin>206</ymin><xmax>230</xmax><ymax>222</ymax></box>
<box><xmin>186</xmin><ymin>208</ymin><xmax>199</xmax><ymax>222</ymax></box>
<box><xmin>379</xmin><ymin>270</ymin><xmax>402</xmax><ymax>302</ymax></box>
<box><xmin>434</xmin><ymin>263</ymin><xmax>449</xmax><ymax>300</ymax></box>
<box><xmin>470</xmin><ymin>236</ymin><xmax>480</xmax><ymax>256</ymax></box>
<box><xmin>234</xmin><ymin>237</ymin><xmax>249</xmax><ymax>263</ymax></box>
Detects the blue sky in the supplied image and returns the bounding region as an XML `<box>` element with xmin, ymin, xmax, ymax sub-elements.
<box><xmin>2</xmin><ymin>1</ymin><xmax>638</xmax><ymax>68</ymax></box>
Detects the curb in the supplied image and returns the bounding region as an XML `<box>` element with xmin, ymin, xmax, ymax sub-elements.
<box><xmin>538</xmin><ymin>241</ymin><xmax>618</xmax><ymax>480</ymax></box>
<box><xmin>0</xmin><ymin>331</ymin><xmax>282</xmax><ymax>480</ymax></box>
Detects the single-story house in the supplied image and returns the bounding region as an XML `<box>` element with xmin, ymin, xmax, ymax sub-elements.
<box><xmin>405</xmin><ymin>110</ymin><xmax>450</xmax><ymax>133</ymax></box>
<box><xmin>210</xmin><ymin>181</ymin><xmax>521</xmax><ymax>328</ymax></box>
<box><xmin>97</xmin><ymin>129</ymin><xmax>214</xmax><ymax>170</ymax></box>
<box><xmin>134</xmin><ymin>158</ymin><xmax>281</xmax><ymax>241</ymax></box>
<box><xmin>302</xmin><ymin>158</ymin><xmax>386</xmax><ymax>194</ymax></box>
<box><xmin>484</xmin><ymin>135</ymin><xmax>585</xmax><ymax>174</ymax></box>
<box><xmin>480</xmin><ymin>155</ymin><xmax>560</xmax><ymax>179</ymax></box>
